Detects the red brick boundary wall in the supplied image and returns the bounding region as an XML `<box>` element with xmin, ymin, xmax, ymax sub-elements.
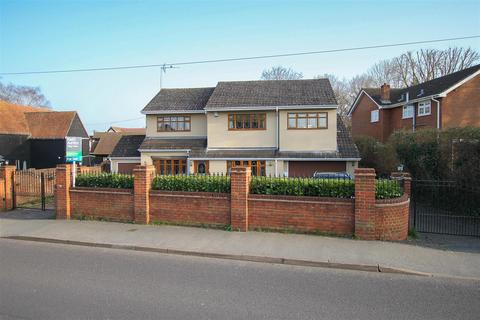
<box><xmin>0</xmin><ymin>165</ymin><xmax>15</xmax><ymax>211</ymax></box>
<box><xmin>54</xmin><ymin>165</ymin><xmax>411</xmax><ymax>241</ymax></box>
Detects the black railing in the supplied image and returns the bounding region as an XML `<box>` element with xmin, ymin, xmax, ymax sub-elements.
<box><xmin>411</xmin><ymin>179</ymin><xmax>480</xmax><ymax>236</ymax></box>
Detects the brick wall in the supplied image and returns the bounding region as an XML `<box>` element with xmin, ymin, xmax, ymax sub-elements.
<box><xmin>442</xmin><ymin>74</ymin><xmax>480</xmax><ymax>128</ymax></box>
<box><xmin>150</xmin><ymin>191</ymin><xmax>230</xmax><ymax>227</ymax></box>
<box><xmin>375</xmin><ymin>194</ymin><xmax>410</xmax><ymax>241</ymax></box>
<box><xmin>55</xmin><ymin>165</ymin><xmax>411</xmax><ymax>241</ymax></box>
<box><xmin>70</xmin><ymin>187</ymin><xmax>134</xmax><ymax>222</ymax></box>
<box><xmin>248</xmin><ymin>194</ymin><xmax>354</xmax><ymax>235</ymax></box>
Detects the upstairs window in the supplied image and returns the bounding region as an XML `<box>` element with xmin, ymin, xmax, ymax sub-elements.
<box><xmin>157</xmin><ymin>116</ymin><xmax>191</xmax><ymax>132</ymax></box>
<box><xmin>402</xmin><ymin>105</ymin><xmax>414</xmax><ymax>119</ymax></box>
<box><xmin>370</xmin><ymin>110</ymin><xmax>379</xmax><ymax>123</ymax></box>
<box><xmin>287</xmin><ymin>112</ymin><xmax>327</xmax><ymax>129</ymax></box>
<box><xmin>418</xmin><ymin>101</ymin><xmax>431</xmax><ymax>116</ymax></box>
<box><xmin>228</xmin><ymin>113</ymin><xmax>266</xmax><ymax>130</ymax></box>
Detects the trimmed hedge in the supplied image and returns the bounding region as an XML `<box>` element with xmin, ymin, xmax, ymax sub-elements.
<box><xmin>152</xmin><ymin>175</ymin><xmax>230</xmax><ymax>193</ymax></box>
<box><xmin>250</xmin><ymin>176</ymin><xmax>355</xmax><ymax>198</ymax></box>
<box><xmin>75</xmin><ymin>173</ymin><xmax>134</xmax><ymax>189</ymax></box>
<box><xmin>251</xmin><ymin>176</ymin><xmax>404</xmax><ymax>199</ymax></box>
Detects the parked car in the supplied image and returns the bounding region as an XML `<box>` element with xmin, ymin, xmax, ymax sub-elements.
<box><xmin>313</xmin><ymin>171</ymin><xmax>352</xmax><ymax>180</ymax></box>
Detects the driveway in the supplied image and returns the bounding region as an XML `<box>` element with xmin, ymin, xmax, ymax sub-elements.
<box><xmin>0</xmin><ymin>208</ymin><xmax>55</xmax><ymax>220</ymax></box>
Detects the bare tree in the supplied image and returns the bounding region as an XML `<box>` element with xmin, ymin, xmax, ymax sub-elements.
<box><xmin>0</xmin><ymin>81</ymin><xmax>51</xmax><ymax>108</ymax></box>
<box><xmin>367</xmin><ymin>47</ymin><xmax>479</xmax><ymax>87</ymax></box>
<box><xmin>261</xmin><ymin>66</ymin><xmax>303</xmax><ymax>80</ymax></box>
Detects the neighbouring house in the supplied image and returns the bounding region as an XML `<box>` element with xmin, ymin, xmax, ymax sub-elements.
<box><xmin>90</xmin><ymin>128</ymin><xmax>146</xmax><ymax>166</ymax></box>
<box><xmin>0</xmin><ymin>100</ymin><xmax>89</xmax><ymax>169</ymax></box>
<box><xmin>348</xmin><ymin>64</ymin><xmax>480</xmax><ymax>142</ymax></box>
<box><xmin>139</xmin><ymin>79</ymin><xmax>360</xmax><ymax>177</ymax></box>
<box><xmin>109</xmin><ymin>134</ymin><xmax>145</xmax><ymax>174</ymax></box>
<box><xmin>107</xmin><ymin>126</ymin><xmax>146</xmax><ymax>133</ymax></box>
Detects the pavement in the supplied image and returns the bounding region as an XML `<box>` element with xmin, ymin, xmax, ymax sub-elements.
<box><xmin>1</xmin><ymin>209</ymin><xmax>480</xmax><ymax>280</ymax></box>
<box><xmin>2</xmin><ymin>239</ymin><xmax>479</xmax><ymax>320</ymax></box>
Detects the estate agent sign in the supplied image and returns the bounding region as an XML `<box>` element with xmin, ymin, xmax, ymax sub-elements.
<box><xmin>66</xmin><ymin>137</ymin><xmax>82</xmax><ymax>163</ymax></box>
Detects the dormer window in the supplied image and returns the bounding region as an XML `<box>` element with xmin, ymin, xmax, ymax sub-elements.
<box><xmin>418</xmin><ymin>101</ymin><xmax>431</xmax><ymax>116</ymax></box>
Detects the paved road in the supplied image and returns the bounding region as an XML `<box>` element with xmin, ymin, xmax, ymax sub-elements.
<box><xmin>0</xmin><ymin>239</ymin><xmax>479</xmax><ymax>320</ymax></box>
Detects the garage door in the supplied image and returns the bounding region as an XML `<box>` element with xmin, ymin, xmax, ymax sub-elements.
<box><xmin>288</xmin><ymin>161</ymin><xmax>346</xmax><ymax>177</ymax></box>
<box><xmin>117</xmin><ymin>163</ymin><xmax>139</xmax><ymax>174</ymax></box>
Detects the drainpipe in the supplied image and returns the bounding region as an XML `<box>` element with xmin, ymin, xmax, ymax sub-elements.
<box><xmin>406</xmin><ymin>92</ymin><xmax>415</xmax><ymax>132</ymax></box>
<box><xmin>275</xmin><ymin>107</ymin><xmax>279</xmax><ymax>177</ymax></box>
<box><xmin>431</xmin><ymin>97</ymin><xmax>441</xmax><ymax>129</ymax></box>
<box><xmin>186</xmin><ymin>150</ymin><xmax>190</xmax><ymax>176</ymax></box>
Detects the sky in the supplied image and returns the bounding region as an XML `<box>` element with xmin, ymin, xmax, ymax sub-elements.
<box><xmin>1</xmin><ymin>0</ymin><xmax>479</xmax><ymax>133</ymax></box>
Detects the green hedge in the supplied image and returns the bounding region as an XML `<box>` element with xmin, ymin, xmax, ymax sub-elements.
<box><xmin>251</xmin><ymin>177</ymin><xmax>404</xmax><ymax>199</ymax></box>
<box><xmin>75</xmin><ymin>173</ymin><xmax>134</xmax><ymax>189</ymax></box>
<box><xmin>250</xmin><ymin>176</ymin><xmax>355</xmax><ymax>198</ymax></box>
<box><xmin>375</xmin><ymin>179</ymin><xmax>403</xmax><ymax>199</ymax></box>
<box><xmin>151</xmin><ymin>175</ymin><xmax>230</xmax><ymax>193</ymax></box>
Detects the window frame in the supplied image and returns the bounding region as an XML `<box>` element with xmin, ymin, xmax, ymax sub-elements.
<box><xmin>157</xmin><ymin>115</ymin><xmax>191</xmax><ymax>132</ymax></box>
<box><xmin>402</xmin><ymin>104</ymin><xmax>414</xmax><ymax>119</ymax></box>
<box><xmin>227</xmin><ymin>160</ymin><xmax>266</xmax><ymax>176</ymax></box>
<box><xmin>228</xmin><ymin>113</ymin><xmax>266</xmax><ymax>131</ymax></box>
<box><xmin>287</xmin><ymin>112</ymin><xmax>328</xmax><ymax>130</ymax></box>
<box><xmin>153</xmin><ymin>159</ymin><xmax>187</xmax><ymax>175</ymax></box>
<box><xmin>417</xmin><ymin>101</ymin><xmax>431</xmax><ymax>116</ymax></box>
<box><xmin>370</xmin><ymin>110</ymin><xmax>379</xmax><ymax>123</ymax></box>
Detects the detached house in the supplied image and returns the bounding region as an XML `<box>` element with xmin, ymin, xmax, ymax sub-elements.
<box><xmin>349</xmin><ymin>65</ymin><xmax>480</xmax><ymax>142</ymax></box>
<box><xmin>138</xmin><ymin>79</ymin><xmax>359</xmax><ymax>177</ymax></box>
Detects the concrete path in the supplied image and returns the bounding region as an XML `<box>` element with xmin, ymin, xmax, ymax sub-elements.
<box><xmin>1</xmin><ymin>212</ymin><xmax>479</xmax><ymax>279</ymax></box>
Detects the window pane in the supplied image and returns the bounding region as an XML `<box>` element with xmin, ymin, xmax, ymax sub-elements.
<box><xmin>288</xmin><ymin>113</ymin><xmax>295</xmax><ymax>119</ymax></box>
<box><xmin>177</xmin><ymin>116</ymin><xmax>184</xmax><ymax>121</ymax></box>
<box><xmin>297</xmin><ymin>118</ymin><xmax>307</xmax><ymax>128</ymax></box>
<box><xmin>185</xmin><ymin>122</ymin><xmax>190</xmax><ymax>130</ymax></box>
<box><xmin>307</xmin><ymin>117</ymin><xmax>317</xmax><ymax>128</ymax></box>
<box><xmin>288</xmin><ymin>118</ymin><xmax>296</xmax><ymax>128</ymax></box>
<box><xmin>244</xmin><ymin>115</ymin><xmax>250</xmax><ymax>128</ymax></box>
<box><xmin>171</xmin><ymin>122</ymin><xmax>178</xmax><ymax>130</ymax></box>
<box><xmin>229</xmin><ymin>119</ymin><xmax>234</xmax><ymax>129</ymax></box>
<box><xmin>298</xmin><ymin>113</ymin><xmax>307</xmax><ymax>118</ymax></box>
<box><xmin>308</xmin><ymin>113</ymin><xmax>318</xmax><ymax>117</ymax></box>
<box><xmin>177</xmin><ymin>121</ymin><xmax>185</xmax><ymax>131</ymax></box>
<box><xmin>319</xmin><ymin>117</ymin><xmax>327</xmax><ymax>128</ymax></box>
<box><xmin>164</xmin><ymin>117</ymin><xmax>170</xmax><ymax>122</ymax></box>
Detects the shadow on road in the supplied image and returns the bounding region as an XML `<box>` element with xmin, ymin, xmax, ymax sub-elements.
<box><xmin>0</xmin><ymin>208</ymin><xmax>55</xmax><ymax>220</ymax></box>
<box><xmin>404</xmin><ymin>232</ymin><xmax>480</xmax><ymax>253</ymax></box>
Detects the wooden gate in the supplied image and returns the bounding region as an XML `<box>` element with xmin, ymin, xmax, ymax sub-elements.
<box><xmin>13</xmin><ymin>169</ymin><xmax>56</xmax><ymax>210</ymax></box>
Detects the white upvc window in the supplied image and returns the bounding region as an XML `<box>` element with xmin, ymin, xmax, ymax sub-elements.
<box><xmin>418</xmin><ymin>101</ymin><xmax>431</xmax><ymax>116</ymax></box>
<box><xmin>370</xmin><ymin>110</ymin><xmax>379</xmax><ymax>123</ymax></box>
<box><xmin>402</xmin><ymin>105</ymin><xmax>414</xmax><ymax>119</ymax></box>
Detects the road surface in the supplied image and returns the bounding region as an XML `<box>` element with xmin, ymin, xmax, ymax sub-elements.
<box><xmin>0</xmin><ymin>239</ymin><xmax>479</xmax><ymax>320</ymax></box>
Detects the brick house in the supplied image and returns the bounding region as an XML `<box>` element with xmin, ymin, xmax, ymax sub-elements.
<box><xmin>137</xmin><ymin>79</ymin><xmax>360</xmax><ymax>177</ymax></box>
<box><xmin>348</xmin><ymin>65</ymin><xmax>480</xmax><ymax>142</ymax></box>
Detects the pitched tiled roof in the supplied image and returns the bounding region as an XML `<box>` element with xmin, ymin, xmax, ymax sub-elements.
<box><xmin>363</xmin><ymin>64</ymin><xmax>480</xmax><ymax>106</ymax></box>
<box><xmin>0</xmin><ymin>100</ymin><xmax>50</xmax><ymax>135</ymax></box>
<box><xmin>110</xmin><ymin>135</ymin><xmax>145</xmax><ymax>158</ymax></box>
<box><xmin>139</xmin><ymin>137</ymin><xmax>207</xmax><ymax>151</ymax></box>
<box><xmin>91</xmin><ymin>132</ymin><xmax>125</xmax><ymax>155</ymax></box>
<box><xmin>24</xmin><ymin>111</ymin><xmax>78</xmax><ymax>139</ymax></box>
<box><xmin>108</xmin><ymin>126</ymin><xmax>146</xmax><ymax>134</ymax></box>
<box><xmin>142</xmin><ymin>87</ymin><xmax>215</xmax><ymax>113</ymax></box>
<box><xmin>205</xmin><ymin>79</ymin><xmax>337</xmax><ymax>109</ymax></box>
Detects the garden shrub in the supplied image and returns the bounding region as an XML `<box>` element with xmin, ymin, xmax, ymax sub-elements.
<box><xmin>151</xmin><ymin>175</ymin><xmax>230</xmax><ymax>193</ymax></box>
<box><xmin>375</xmin><ymin>179</ymin><xmax>403</xmax><ymax>199</ymax></box>
<box><xmin>75</xmin><ymin>173</ymin><xmax>134</xmax><ymax>189</ymax></box>
<box><xmin>250</xmin><ymin>176</ymin><xmax>355</xmax><ymax>198</ymax></box>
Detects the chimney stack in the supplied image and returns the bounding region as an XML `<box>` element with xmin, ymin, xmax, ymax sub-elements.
<box><xmin>380</xmin><ymin>83</ymin><xmax>390</xmax><ymax>102</ymax></box>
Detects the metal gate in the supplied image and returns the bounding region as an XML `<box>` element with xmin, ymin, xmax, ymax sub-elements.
<box><xmin>410</xmin><ymin>180</ymin><xmax>480</xmax><ymax>236</ymax></box>
<box><xmin>13</xmin><ymin>169</ymin><xmax>56</xmax><ymax>210</ymax></box>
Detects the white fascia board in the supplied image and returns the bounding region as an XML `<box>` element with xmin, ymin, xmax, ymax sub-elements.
<box><xmin>188</xmin><ymin>157</ymin><xmax>361</xmax><ymax>161</ymax></box>
<box><xmin>141</xmin><ymin>110</ymin><xmax>206</xmax><ymax>115</ymax></box>
<box><xmin>138</xmin><ymin>149</ymin><xmax>191</xmax><ymax>153</ymax></box>
<box><xmin>204</xmin><ymin>104</ymin><xmax>338</xmax><ymax>112</ymax></box>
<box><xmin>347</xmin><ymin>90</ymin><xmax>381</xmax><ymax>115</ymax></box>
<box><xmin>109</xmin><ymin>157</ymin><xmax>141</xmax><ymax>161</ymax></box>
<box><xmin>440</xmin><ymin>69</ymin><xmax>480</xmax><ymax>95</ymax></box>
